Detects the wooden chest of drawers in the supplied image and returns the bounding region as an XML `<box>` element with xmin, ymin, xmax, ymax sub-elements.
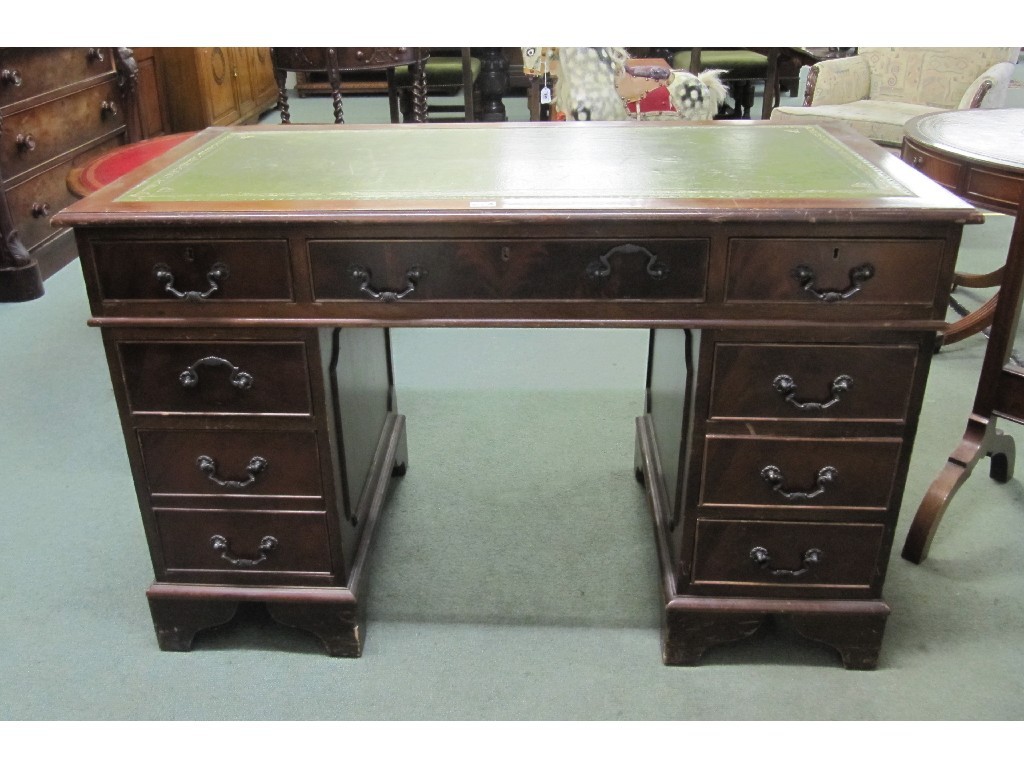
<box><xmin>54</xmin><ymin>122</ymin><xmax>979</xmax><ymax>667</ymax></box>
<box><xmin>0</xmin><ymin>48</ymin><xmax>135</xmax><ymax>299</ymax></box>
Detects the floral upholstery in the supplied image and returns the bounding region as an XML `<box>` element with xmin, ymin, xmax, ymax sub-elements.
<box><xmin>770</xmin><ymin>47</ymin><xmax>1019</xmax><ymax>146</ymax></box>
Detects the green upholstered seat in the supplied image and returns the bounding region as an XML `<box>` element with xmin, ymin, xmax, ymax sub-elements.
<box><xmin>671</xmin><ymin>49</ymin><xmax>768</xmax><ymax>78</ymax></box>
<box><xmin>392</xmin><ymin>56</ymin><xmax>481</xmax><ymax>88</ymax></box>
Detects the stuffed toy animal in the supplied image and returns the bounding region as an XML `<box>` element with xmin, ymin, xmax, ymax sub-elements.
<box><xmin>522</xmin><ymin>47</ymin><xmax>728</xmax><ymax>121</ymax></box>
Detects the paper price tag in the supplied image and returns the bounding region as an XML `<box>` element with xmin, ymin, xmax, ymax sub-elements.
<box><xmin>540</xmin><ymin>86</ymin><xmax>552</xmax><ymax>104</ymax></box>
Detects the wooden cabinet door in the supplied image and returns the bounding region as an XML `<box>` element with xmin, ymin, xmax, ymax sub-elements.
<box><xmin>232</xmin><ymin>48</ymin><xmax>275</xmax><ymax>118</ymax></box>
<box><xmin>198</xmin><ymin>47</ymin><xmax>242</xmax><ymax>126</ymax></box>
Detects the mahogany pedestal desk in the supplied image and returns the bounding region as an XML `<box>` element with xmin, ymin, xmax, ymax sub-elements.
<box><xmin>54</xmin><ymin>122</ymin><xmax>977</xmax><ymax>668</ymax></box>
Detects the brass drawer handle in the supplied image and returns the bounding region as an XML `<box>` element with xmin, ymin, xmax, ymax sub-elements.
<box><xmin>1</xmin><ymin>68</ymin><xmax>22</xmax><ymax>87</ymax></box>
<box><xmin>350</xmin><ymin>265</ymin><xmax>425</xmax><ymax>302</ymax></box>
<box><xmin>210</xmin><ymin>534</ymin><xmax>278</xmax><ymax>567</ymax></box>
<box><xmin>761</xmin><ymin>464</ymin><xmax>837</xmax><ymax>500</ymax></box>
<box><xmin>31</xmin><ymin>202</ymin><xmax>50</xmax><ymax>219</ymax></box>
<box><xmin>791</xmin><ymin>263</ymin><xmax>874</xmax><ymax>302</ymax></box>
<box><xmin>153</xmin><ymin>261</ymin><xmax>229</xmax><ymax>301</ymax></box>
<box><xmin>773</xmin><ymin>373</ymin><xmax>853</xmax><ymax>410</ymax></box>
<box><xmin>196</xmin><ymin>454</ymin><xmax>268</xmax><ymax>489</ymax></box>
<box><xmin>100</xmin><ymin>100</ymin><xmax>118</xmax><ymax>117</ymax></box>
<box><xmin>16</xmin><ymin>133</ymin><xmax>36</xmax><ymax>153</ymax></box>
<box><xmin>750</xmin><ymin>546</ymin><xmax>823</xmax><ymax>578</ymax></box>
<box><xmin>179</xmin><ymin>356</ymin><xmax>254</xmax><ymax>391</ymax></box>
<box><xmin>586</xmin><ymin>243</ymin><xmax>670</xmax><ymax>280</ymax></box>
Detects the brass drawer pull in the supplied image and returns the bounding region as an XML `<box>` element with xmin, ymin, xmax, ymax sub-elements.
<box><xmin>760</xmin><ymin>464</ymin><xmax>837</xmax><ymax>500</ymax></box>
<box><xmin>179</xmin><ymin>356</ymin><xmax>254</xmax><ymax>391</ymax></box>
<box><xmin>750</xmin><ymin>546</ymin><xmax>823</xmax><ymax>577</ymax></box>
<box><xmin>100</xmin><ymin>100</ymin><xmax>118</xmax><ymax>117</ymax></box>
<box><xmin>791</xmin><ymin>263</ymin><xmax>874</xmax><ymax>302</ymax></box>
<box><xmin>210</xmin><ymin>534</ymin><xmax>278</xmax><ymax>567</ymax></box>
<box><xmin>196</xmin><ymin>454</ymin><xmax>267</xmax><ymax>489</ymax></box>
<box><xmin>153</xmin><ymin>261</ymin><xmax>229</xmax><ymax>301</ymax></box>
<box><xmin>772</xmin><ymin>373</ymin><xmax>853</xmax><ymax>410</ymax></box>
<box><xmin>16</xmin><ymin>133</ymin><xmax>36</xmax><ymax>153</ymax></box>
<box><xmin>86</xmin><ymin>48</ymin><xmax>105</xmax><ymax>63</ymax></box>
<box><xmin>350</xmin><ymin>265</ymin><xmax>425</xmax><ymax>302</ymax></box>
<box><xmin>586</xmin><ymin>243</ymin><xmax>670</xmax><ymax>280</ymax></box>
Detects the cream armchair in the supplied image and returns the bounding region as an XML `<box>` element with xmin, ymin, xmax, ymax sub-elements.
<box><xmin>770</xmin><ymin>47</ymin><xmax>1019</xmax><ymax>146</ymax></box>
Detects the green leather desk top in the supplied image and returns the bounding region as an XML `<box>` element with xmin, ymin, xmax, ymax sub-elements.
<box><xmin>116</xmin><ymin>123</ymin><xmax>909</xmax><ymax>204</ymax></box>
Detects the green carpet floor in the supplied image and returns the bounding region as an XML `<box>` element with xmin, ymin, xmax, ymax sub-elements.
<box><xmin>2</xmin><ymin>76</ymin><xmax>1023</xmax><ymax>723</ymax></box>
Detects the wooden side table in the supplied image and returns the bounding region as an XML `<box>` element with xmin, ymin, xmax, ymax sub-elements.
<box><xmin>901</xmin><ymin>109</ymin><xmax>1024</xmax><ymax>347</ymax></box>
<box><xmin>902</xmin><ymin>110</ymin><xmax>1024</xmax><ymax>564</ymax></box>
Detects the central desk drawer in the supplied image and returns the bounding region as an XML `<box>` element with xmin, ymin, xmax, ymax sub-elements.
<box><xmin>308</xmin><ymin>239</ymin><xmax>709</xmax><ymax>301</ymax></box>
<box><xmin>155</xmin><ymin>507</ymin><xmax>333</xmax><ymax>576</ymax></box>
<box><xmin>118</xmin><ymin>341</ymin><xmax>312</xmax><ymax>416</ymax></box>
<box><xmin>138</xmin><ymin>429</ymin><xmax>323</xmax><ymax>498</ymax></box>
<box><xmin>91</xmin><ymin>239</ymin><xmax>292</xmax><ymax>303</ymax></box>
<box><xmin>725</xmin><ymin>238</ymin><xmax>945</xmax><ymax>306</ymax></box>
<box><xmin>700</xmin><ymin>436</ymin><xmax>902</xmax><ymax>510</ymax></box>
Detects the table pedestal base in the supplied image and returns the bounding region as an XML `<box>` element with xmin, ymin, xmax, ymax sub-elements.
<box><xmin>144</xmin><ymin>414</ymin><xmax>406</xmax><ymax>657</ymax></box>
<box><xmin>902</xmin><ymin>415</ymin><xmax>1016</xmax><ymax>564</ymax></box>
<box><xmin>635</xmin><ymin>416</ymin><xmax>890</xmax><ymax>670</ymax></box>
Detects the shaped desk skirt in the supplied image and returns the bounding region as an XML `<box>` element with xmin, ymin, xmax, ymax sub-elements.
<box><xmin>55</xmin><ymin>122</ymin><xmax>979</xmax><ymax>668</ymax></box>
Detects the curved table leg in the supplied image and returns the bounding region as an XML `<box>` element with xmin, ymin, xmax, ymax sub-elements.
<box><xmin>902</xmin><ymin>416</ymin><xmax>1016</xmax><ymax>564</ymax></box>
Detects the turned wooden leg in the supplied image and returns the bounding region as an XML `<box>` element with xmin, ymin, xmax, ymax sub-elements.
<box><xmin>662</xmin><ymin>609</ymin><xmax>767</xmax><ymax>665</ymax></box>
<box><xmin>265</xmin><ymin>601</ymin><xmax>363</xmax><ymax>657</ymax></box>
<box><xmin>147</xmin><ymin>595</ymin><xmax>239</xmax><ymax>652</ymax></box>
<box><xmin>789</xmin><ymin>611</ymin><xmax>888</xmax><ymax>670</ymax></box>
<box><xmin>903</xmin><ymin>417</ymin><xmax>1016</xmax><ymax>564</ymax></box>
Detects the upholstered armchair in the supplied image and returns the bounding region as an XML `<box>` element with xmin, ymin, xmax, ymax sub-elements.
<box><xmin>770</xmin><ymin>47</ymin><xmax>1019</xmax><ymax>146</ymax></box>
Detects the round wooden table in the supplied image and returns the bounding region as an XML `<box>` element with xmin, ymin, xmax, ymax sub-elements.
<box><xmin>902</xmin><ymin>108</ymin><xmax>1024</xmax><ymax>346</ymax></box>
<box><xmin>901</xmin><ymin>109</ymin><xmax>1024</xmax><ymax>564</ymax></box>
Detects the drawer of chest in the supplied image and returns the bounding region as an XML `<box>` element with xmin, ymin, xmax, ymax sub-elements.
<box><xmin>691</xmin><ymin>519</ymin><xmax>886</xmax><ymax>591</ymax></box>
<box><xmin>1</xmin><ymin>78</ymin><xmax>125</xmax><ymax>177</ymax></box>
<box><xmin>117</xmin><ymin>341</ymin><xmax>312</xmax><ymax>416</ymax></box>
<box><xmin>708</xmin><ymin>342</ymin><xmax>920</xmax><ymax>422</ymax></box>
<box><xmin>725</xmin><ymin>238</ymin><xmax>945</xmax><ymax>306</ymax></box>
<box><xmin>0</xmin><ymin>48</ymin><xmax>114</xmax><ymax>108</ymax></box>
<box><xmin>137</xmin><ymin>429</ymin><xmax>323</xmax><ymax>498</ymax></box>
<box><xmin>700</xmin><ymin>436</ymin><xmax>902</xmax><ymax>510</ymax></box>
<box><xmin>7</xmin><ymin>140</ymin><xmax>120</xmax><ymax>251</ymax></box>
<box><xmin>308</xmin><ymin>239</ymin><xmax>709</xmax><ymax>302</ymax></box>
<box><xmin>155</xmin><ymin>507</ymin><xmax>333</xmax><ymax>577</ymax></box>
<box><xmin>90</xmin><ymin>240</ymin><xmax>293</xmax><ymax>303</ymax></box>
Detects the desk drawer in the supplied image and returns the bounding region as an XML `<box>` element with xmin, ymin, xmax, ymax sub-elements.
<box><xmin>708</xmin><ymin>342</ymin><xmax>920</xmax><ymax>422</ymax></box>
<box><xmin>155</xmin><ymin>507</ymin><xmax>333</xmax><ymax>576</ymax></box>
<box><xmin>309</xmin><ymin>239</ymin><xmax>708</xmax><ymax>302</ymax></box>
<box><xmin>1</xmin><ymin>78</ymin><xmax>125</xmax><ymax>177</ymax></box>
<box><xmin>692</xmin><ymin>519</ymin><xmax>886</xmax><ymax>590</ymax></box>
<box><xmin>725</xmin><ymin>238</ymin><xmax>944</xmax><ymax>306</ymax></box>
<box><xmin>138</xmin><ymin>428</ymin><xmax>323</xmax><ymax>498</ymax></box>
<box><xmin>92</xmin><ymin>239</ymin><xmax>292</xmax><ymax>303</ymax></box>
<box><xmin>118</xmin><ymin>341</ymin><xmax>312</xmax><ymax>416</ymax></box>
<box><xmin>700</xmin><ymin>436</ymin><xmax>901</xmax><ymax>510</ymax></box>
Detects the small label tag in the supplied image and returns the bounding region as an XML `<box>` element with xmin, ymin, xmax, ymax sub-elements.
<box><xmin>540</xmin><ymin>86</ymin><xmax>552</xmax><ymax>104</ymax></box>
